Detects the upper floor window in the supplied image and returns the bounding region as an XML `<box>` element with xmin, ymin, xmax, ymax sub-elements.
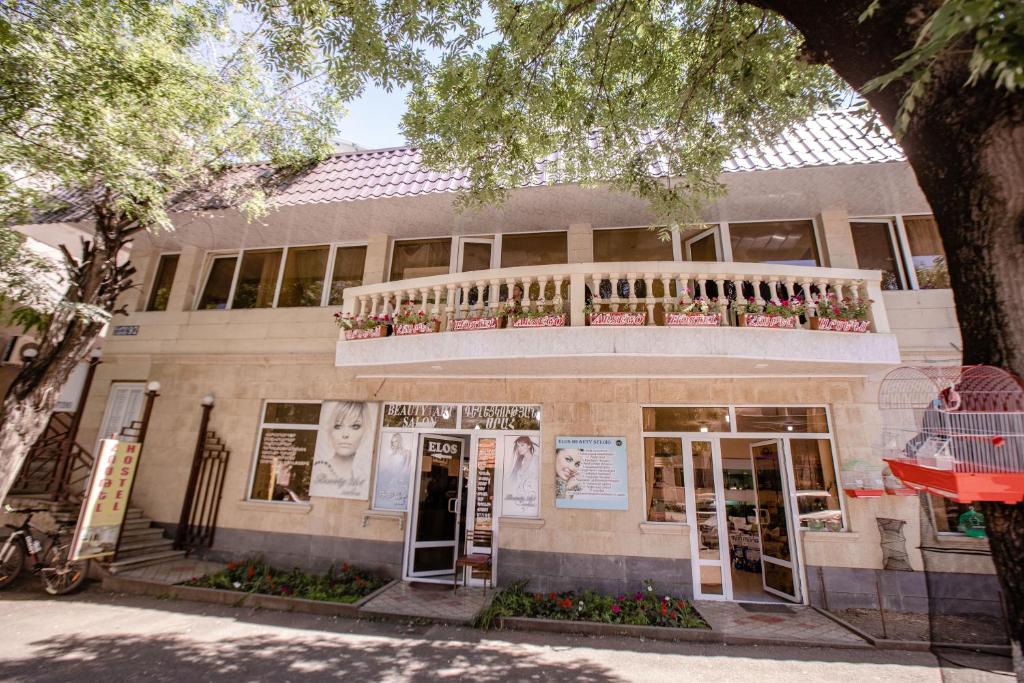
<box><xmin>278</xmin><ymin>245</ymin><xmax>329</xmax><ymax>308</ymax></box>
<box><xmin>851</xmin><ymin>221</ymin><xmax>905</xmax><ymax>290</ymax></box>
<box><xmin>500</xmin><ymin>231</ymin><xmax>568</xmax><ymax>267</ymax></box>
<box><xmin>594</xmin><ymin>227</ymin><xmax>673</xmax><ymax>262</ymax></box>
<box><xmin>389</xmin><ymin>238</ymin><xmax>451</xmax><ymax>281</ymax></box>
<box><xmin>197</xmin><ymin>255</ymin><xmax>238</xmax><ymax>310</ymax></box>
<box><xmin>903</xmin><ymin>215</ymin><xmax>949</xmax><ymax>289</ymax></box>
<box><xmin>329</xmin><ymin>245</ymin><xmax>368</xmax><ymax>305</ymax></box>
<box><xmin>729</xmin><ymin>220</ymin><xmax>821</xmax><ymax>267</ymax></box>
<box><xmin>145</xmin><ymin>254</ymin><xmax>179</xmax><ymax>311</ymax></box>
<box><xmin>232</xmin><ymin>248</ymin><xmax>283</xmax><ymax>309</ymax></box>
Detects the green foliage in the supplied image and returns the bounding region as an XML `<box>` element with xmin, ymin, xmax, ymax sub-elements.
<box><xmin>185</xmin><ymin>557</ymin><xmax>388</xmax><ymax>603</ymax></box>
<box><xmin>0</xmin><ymin>226</ymin><xmax>59</xmax><ymax>325</ymax></box>
<box><xmin>476</xmin><ymin>579</ymin><xmax>708</xmax><ymax>630</ymax></box>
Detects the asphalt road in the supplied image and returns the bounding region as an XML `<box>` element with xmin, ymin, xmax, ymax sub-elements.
<box><xmin>0</xmin><ymin>580</ymin><xmax>1013</xmax><ymax>682</ymax></box>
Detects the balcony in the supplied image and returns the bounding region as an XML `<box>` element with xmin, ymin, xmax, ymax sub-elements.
<box><xmin>334</xmin><ymin>261</ymin><xmax>901</xmax><ymax>377</ymax></box>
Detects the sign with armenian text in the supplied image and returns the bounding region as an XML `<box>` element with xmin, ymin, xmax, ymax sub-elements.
<box><xmin>554</xmin><ymin>436</ymin><xmax>628</xmax><ymax>511</ymax></box>
<box><xmin>738</xmin><ymin>313</ymin><xmax>798</xmax><ymax>329</ymax></box>
<box><xmin>665</xmin><ymin>312</ymin><xmax>721</xmax><ymax>327</ymax></box>
<box><xmin>510</xmin><ymin>314</ymin><xmax>566</xmax><ymax>328</ymax></box>
<box><xmin>452</xmin><ymin>317</ymin><xmax>498</xmax><ymax>332</ymax></box>
<box><xmin>811</xmin><ymin>317</ymin><xmax>870</xmax><ymax>333</ymax></box>
<box><xmin>588</xmin><ymin>311</ymin><xmax>646</xmax><ymax>326</ymax></box>
<box><xmin>70</xmin><ymin>439</ymin><xmax>141</xmax><ymax>561</ymax></box>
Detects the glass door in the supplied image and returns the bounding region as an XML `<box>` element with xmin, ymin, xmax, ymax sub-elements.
<box><xmin>750</xmin><ymin>439</ymin><xmax>801</xmax><ymax>602</ymax></box>
<box><xmin>405</xmin><ymin>434</ymin><xmax>467</xmax><ymax>581</ymax></box>
<box><xmin>684</xmin><ymin>227</ymin><xmax>721</xmax><ymax>262</ymax></box>
<box><xmin>685</xmin><ymin>439</ymin><xmax>731</xmax><ymax>600</ymax></box>
<box><xmin>455</xmin><ymin>237</ymin><xmax>495</xmax><ymax>307</ymax></box>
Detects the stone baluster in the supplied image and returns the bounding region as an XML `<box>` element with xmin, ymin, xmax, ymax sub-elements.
<box><xmin>752</xmin><ymin>278</ymin><xmax>765</xmax><ymax>307</ymax></box>
<box><xmin>356</xmin><ymin>295</ymin><xmax>369</xmax><ymax>320</ymax></box>
<box><xmin>643</xmin><ymin>274</ymin><xmax>655</xmax><ymax>325</ymax></box>
<box><xmin>473</xmin><ymin>279</ymin><xmax>486</xmax><ymax>316</ymax></box>
<box><xmin>800</xmin><ymin>279</ymin><xmax>815</xmax><ymax>317</ymax></box>
<box><xmin>445</xmin><ymin>284</ymin><xmax>457</xmax><ymax>321</ymax></box>
<box><xmin>815</xmin><ymin>280</ymin><xmax>830</xmax><ymax>310</ymax></box>
<box><xmin>418</xmin><ymin>289</ymin><xmax>430</xmax><ymax>319</ymax></box>
<box><xmin>626</xmin><ymin>274</ymin><xmax>637</xmax><ymax>312</ymax></box>
<box><xmin>714</xmin><ymin>278</ymin><xmax>727</xmax><ymax>323</ymax></box>
<box><xmin>536</xmin><ymin>276</ymin><xmax>549</xmax><ymax>312</ymax></box>
<box><xmin>488</xmin><ymin>279</ymin><xmax>500</xmax><ymax>315</ymax></box>
<box><xmin>832</xmin><ymin>281</ymin><xmax>844</xmax><ymax>305</ymax></box>
<box><xmin>767</xmin><ymin>278</ymin><xmax>781</xmax><ymax>306</ymax></box>
<box><xmin>609</xmin><ymin>272</ymin><xmax>621</xmax><ymax>312</ymax></box>
<box><xmin>591</xmin><ymin>273</ymin><xmax>603</xmax><ymax>312</ymax></box>
<box><xmin>522</xmin><ymin>276</ymin><xmax>535</xmax><ymax>312</ymax></box>
<box><xmin>553</xmin><ymin>276</ymin><xmax>565</xmax><ymax>313</ymax></box>
<box><xmin>660</xmin><ymin>274</ymin><xmax>673</xmax><ymax>312</ymax></box>
<box><xmin>431</xmin><ymin>286</ymin><xmax>443</xmax><ymax>320</ymax></box>
<box><xmin>459</xmin><ymin>282</ymin><xmax>470</xmax><ymax>318</ymax></box>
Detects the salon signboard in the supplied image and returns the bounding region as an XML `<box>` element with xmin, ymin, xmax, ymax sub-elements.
<box><xmin>460</xmin><ymin>404</ymin><xmax>541</xmax><ymax>431</ymax></box>
<box><xmin>554</xmin><ymin>436</ymin><xmax>628</xmax><ymax>510</ymax></box>
<box><xmin>382</xmin><ymin>403</ymin><xmax>458</xmax><ymax>429</ymax></box>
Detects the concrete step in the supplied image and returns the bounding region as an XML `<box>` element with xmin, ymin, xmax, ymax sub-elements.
<box><xmin>122</xmin><ymin>518</ymin><xmax>153</xmax><ymax>531</ymax></box>
<box><xmin>120</xmin><ymin>527</ymin><xmax>164</xmax><ymax>541</ymax></box>
<box><xmin>125</xmin><ymin>508</ymin><xmax>143</xmax><ymax>519</ymax></box>
<box><xmin>116</xmin><ymin>537</ymin><xmax>174</xmax><ymax>555</ymax></box>
<box><xmin>107</xmin><ymin>549</ymin><xmax>186</xmax><ymax>574</ymax></box>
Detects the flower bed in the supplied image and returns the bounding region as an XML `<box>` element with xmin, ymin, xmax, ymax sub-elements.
<box><xmin>477</xmin><ymin>580</ymin><xmax>707</xmax><ymax>630</ymax></box>
<box><xmin>184</xmin><ymin>559</ymin><xmax>388</xmax><ymax>604</ymax></box>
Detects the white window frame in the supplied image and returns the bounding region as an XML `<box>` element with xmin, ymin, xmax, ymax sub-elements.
<box><xmin>591</xmin><ymin>225</ymin><xmax>682</xmax><ymax>263</ymax></box>
<box><xmin>722</xmin><ymin>217</ymin><xmax>823</xmax><ymax>267</ymax></box>
<box><xmin>144</xmin><ymin>251</ymin><xmax>182</xmax><ymax>312</ymax></box>
<box><xmin>848</xmin><ymin>217</ymin><xmax>910</xmax><ymax>290</ymax></box>
<box><xmin>244</xmin><ymin>399</ymin><xmax>324</xmax><ymax>506</ymax></box>
<box><xmin>495</xmin><ymin>229</ymin><xmax>569</xmax><ymax>268</ymax></box>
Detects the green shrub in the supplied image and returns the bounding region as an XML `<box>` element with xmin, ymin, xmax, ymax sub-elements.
<box><xmin>185</xmin><ymin>558</ymin><xmax>387</xmax><ymax>604</ymax></box>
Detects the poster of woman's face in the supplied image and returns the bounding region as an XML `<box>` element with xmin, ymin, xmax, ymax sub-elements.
<box><xmin>501</xmin><ymin>435</ymin><xmax>539</xmax><ymax>517</ymax></box>
<box><xmin>372</xmin><ymin>430</ymin><xmax>415</xmax><ymax>511</ymax></box>
<box><xmin>309</xmin><ymin>401</ymin><xmax>379</xmax><ymax>500</ymax></box>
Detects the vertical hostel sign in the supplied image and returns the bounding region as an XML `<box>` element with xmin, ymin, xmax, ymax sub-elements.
<box><xmin>70</xmin><ymin>439</ymin><xmax>141</xmax><ymax>561</ymax></box>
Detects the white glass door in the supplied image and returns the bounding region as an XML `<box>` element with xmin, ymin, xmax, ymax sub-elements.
<box><xmin>684</xmin><ymin>227</ymin><xmax>722</xmax><ymax>262</ymax></box>
<box><xmin>685</xmin><ymin>438</ymin><xmax>731</xmax><ymax>600</ymax></box>
<box><xmin>455</xmin><ymin>238</ymin><xmax>495</xmax><ymax>308</ymax></box>
<box><xmin>750</xmin><ymin>439</ymin><xmax>801</xmax><ymax>602</ymax></box>
<box><xmin>405</xmin><ymin>434</ymin><xmax>467</xmax><ymax>581</ymax></box>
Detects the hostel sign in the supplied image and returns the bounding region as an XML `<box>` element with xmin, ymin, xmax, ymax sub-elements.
<box><xmin>70</xmin><ymin>439</ymin><xmax>141</xmax><ymax>561</ymax></box>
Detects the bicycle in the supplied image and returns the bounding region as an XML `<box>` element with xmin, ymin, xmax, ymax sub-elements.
<box><xmin>0</xmin><ymin>506</ymin><xmax>89</xmax><ymax>595</ymax></box>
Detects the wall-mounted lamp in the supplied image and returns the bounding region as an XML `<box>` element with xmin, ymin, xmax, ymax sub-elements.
<box><xmin>89</xmin><ymin>348</ymin><xmax>103</xmax><ymax>360</ymax></box>
<box><xmin>201</xmin><ymin>394</ymin><xmax>215</xmax><ymax>407</ymax></box>
<box><xmin>146</xmin><ymin>381</ymin><xmax>161</xmax><ymax>393</ymax></box>
<box><xmin>20</xmin><ymin>347</ymin><xmax>38</xmax><ymax>360</ymax></box>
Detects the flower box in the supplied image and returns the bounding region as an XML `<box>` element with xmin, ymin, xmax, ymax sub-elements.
<box><xmin>587</xmin><ymin>311</ymin><xmax>647</xmax><ymax>327</ymax></box>
<box><xmin>810</xmin><ymin>317</ymin><xmax>870</xmax><ymax>333</ymax></box>
<box><xmin>510</xmin><ymin>314</ymin><xmax>567</xmax><ymax>328</ymax></box>
<box><xmin>665</xmin><ymin>312</ymin><xmax>721</xmax><ymax>327</ymax></box>
<box><xmin>394</xmin><ymin>321</ymin><xmax>440</xmax><ymax>336</ymax></box>
<box><xmin>737</xmin><ymin>313</ymin><xmax>799</xmax><ymax>329</ymax></box>
<box><xmin>843</xmin><ymin>488</ymin><xmax>884</xmax><ymax>498</ymax></box>
<box><xmin>344</xmin><ymin>325</ymin><xmax>387</xmax><ymax>341</ymax></box>
<box><xmin>452</xmin><ymin>317</ymin><xmax>499</xmax><ymax>332</ymax></box>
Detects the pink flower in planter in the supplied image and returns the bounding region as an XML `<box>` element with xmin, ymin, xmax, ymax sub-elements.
<box><xmin>611</xmin><ymin>603</ymin><xmax>621</xmax><ymax>614</ymax></box>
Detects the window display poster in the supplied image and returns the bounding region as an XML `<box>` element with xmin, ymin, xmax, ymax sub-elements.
<box><xmin>473</xmin><ymin>438</ymin><xmax>496</xmax><ymax>549</ymax></box>
<box><xmin>310</xmin><ymin>401</ymin><xmax>379</xmax><ymax>500</ymax></box>
<box><xmin>554</xmin><ymin>436</ymin><xmax>628</xmax><ymax>510</ymax></box>
<box><xmin>501</xmin><ymin>434</ymin><xmax>540</xmax><ymax>517</ymax></box>
<box><xmin>373</xmin><ymin>430</ymin><xmax>415</xmax><ymax>510</ymax></box>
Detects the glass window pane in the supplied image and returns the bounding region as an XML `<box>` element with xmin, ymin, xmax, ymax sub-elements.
<box><xmin>461</xmin><ymin>241</ymin><xmax>493</xmax><ymax>272</ymax></box>
<box><xmin>930</xmin><ymin>496</ymin><xmax>986</xmax><ymax>537</ymax></box>
<box><xmin>232</xmin><ymin>248</ymin><xmax>283</xmax><ymax>309</ymax></box>
<box><xmin>500</xmin><ymin>231</ymin><xmax>568</xmax><ymax>267</ymax></box>
<box><xmin>278</xmin><ymin>245</ymin><xmax>328</xmax><ymax>307</ymax></box>
<box><xmin>328</xmin><ymin>245</ymin><xmax>367</xmax><ymax>305</ymax></box>
<box><xmin>249</xmin><ymin>427</ymin><xmax>316</xmax><ymax>502</ymax></box>
<box><xmin>851</xmin><ymin>222</ymin><xmax>903</xmax><ymax>290</ymax></box>
<box><xmin>790</xmin><ymin>439</ymin><xmax>843</xmax><ymax>531</ymax></box>
<box><xmin>389</xmin><ymin>238</ymin><xmax>451</xmax><ymax>281</ymax></box>
<box><xmin>644</xmin><ymin>437</ymin><xmax>686</xmax><ymax>522</ymax></box>
<box><xmin>594</xmin><ymin>228</ymin><xmax>673</xmax><ymax>262</ymax></box>
<box><xmin>197</xmin><ymin>256</ymin><xmax>238</xmax><ymax>310</ymax></box>
<box><xmin>264</xmin><ymin>402</ymin><xmax>322</xmax><ymax>425</ymax></box>
<box><xmin>904</xmin><ymin>215</ymin><xmax>950</xmax><ymax>289</ymax></box>
<box><xmin>730</xmin><ymin>220</ymin><xmax>820</xmax><ymax>266</ymax></box>
<box><xmin>734</xmin><ymin>407</ymin><xmax>829</xmax><ymax>433</ymax></box>
<box><xmin>146</xmin><ymin>254</ymin><xmax>179</xmax><ymax>311</ymax></box>
<box><xmin>642</xmin><ymin>407</ymin><xmax>730</xmax><ymax>432</ymax></box>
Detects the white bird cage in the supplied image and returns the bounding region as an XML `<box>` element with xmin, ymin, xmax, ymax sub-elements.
<box><xmin>878</xmin><ymin>365</ymin><xmax>1024</xmax><ymax>503</ymax></box>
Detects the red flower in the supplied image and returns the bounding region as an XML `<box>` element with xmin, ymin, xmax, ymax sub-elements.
<box><xmin>226</xmin><ymin>561</ymin><xmax>239</xmax><ymax>571</ymax></box>
<box><xmin>246</xmin><ymin>565</ymin><xmax>255</xmax><ymax>579</ymax></box>
<box><xmin>660</xmin><ymin>603</ymin><xmax>667</xmax><ymax>616</ymax></box>
<box><xmin>561</xmin><ymin>598</ymin><xmax>572</xmax><ymax>609</ymax></box>
<box><xmin>548</xmin><ymin>592</ymin><xmax>557</xmax><ymax>601</ymax></box>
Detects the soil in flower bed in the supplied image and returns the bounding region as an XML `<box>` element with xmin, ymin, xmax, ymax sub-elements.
<box><xmin>184</xmin><ymin>558</ymin><xmax>388</xmax><ymax>604</ymax></box>
<box><xmin>477</xmin><ymin>581</ymin><xmax>707</xmax><ymax>630</ymax></box>
<box><xmin>832</xmin><ymin>608</ymin><xmax>1008</xmax><ymax>644</ymax></box>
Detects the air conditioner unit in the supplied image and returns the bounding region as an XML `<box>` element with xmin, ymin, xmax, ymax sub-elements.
<box><xmin>8</xmin><ymin>336</ymin><xmax>39</xmax><ymax>364</ymax></box>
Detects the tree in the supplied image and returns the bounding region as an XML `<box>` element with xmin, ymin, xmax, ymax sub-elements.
<box><xmin>252</xmin><ymin>0</ymin><xmax>1023</xmax><ymax>672</ymax></box>
<box><xmin>0</xmin><ymin>0</ymin><xmax>345</xmax><ymax>501</ymax></box>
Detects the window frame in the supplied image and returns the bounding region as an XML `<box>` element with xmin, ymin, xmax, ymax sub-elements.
<box><xmin>245</xmin><ymin>399</ymin><xmax>323</xmax><ymax>506</ymax></box>
<box><xmin>591</xmin><ymin>225</ymin><xmax>681</xmax><ymax>263</ymax></box>
<box><xmin>848</xmin><ymin>218</ymin><xmax>910</xmax><ymax>291</ymax></box>
<box><xmin>144</xmin><ymin>252</ymin><xmax>181</xmax><ymax>312</ymax></box>
<box><xmin>496</xmin><ymin>229</ymin><xmax>569</xmax><ymax>268</ymax></box>
<box><xmin>721</xmin><ymin>217</ymin><xmax>824</xmax><ymax>267</ymax></box>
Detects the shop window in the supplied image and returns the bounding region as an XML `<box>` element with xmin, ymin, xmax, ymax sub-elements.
<box><xmin>197</xmin><ymin>255</ymin><xmax>238</xmax><ymax>310</ymax></box>
<box><xmin>790</xmin><ymin>439</ymin><xmax>843</xmax><ymax>531</ymax></box>
<box><xmin>594</xmin><ymin>227</ymin><xmax>673</xmax><ymax>262</ymax></box>
<box><xmin>730</xmin><ymin>220</ymin><xmax>821</xmax><ymax>267</ymax></box>
<box><xmin>644</xmin><ymin>437</ymin><xmax>686</xmax><ymax>522</ymax></box>
<box><xmin>642</xmin><ymin>406</ymin><xmax>730</xmax><ymax>433</ymax></box>
<box><xmin>328</xmin><ymin>245</ymin><xmax>368</xmax><ymax>305</ymax></box>
<box><xmin>277</xmin><ymin>245</ymin><xmax>329</xmax><ymax>308</ymax></box>
<box><xmin>851</xmin><ymin>222</ymin><xmax>904</xmax><ymax>290</ymax></box>
<box><xmin>145</xmin><ymin>254</ymin><xmax>179</xmax><ymax>311</ymax></box>
<box><xmin>389</xmin><ymin>238</ymin><xmax>451</xmax><ymax>281</ymax></box>
<box><xmin>734</xmin><ymin>406</ymin><xmax>829</xmax><ymax>433</ymax></box>
<box><xmin>248</xmin><ymin>402</ymin><xmax>321</xmax><ymax>503</ymax></box>
<box><xmin>903</xmin><ymin>215</ymin><xmax>950</xmax><ymax>289</ymax></box>
<box><xmin>500</xmin><ymin>231</ymin><xmax>568</xmax><ymax>267</ymax></box>
<box><xmin>232</xmin><ymin>248</ymin><xmax>283</xmax><ymax>309</ymax></box>
<box><xmin>930</xmin><ymin>495</ymin><xmax>987</xmax><ymax>537</ymax></box>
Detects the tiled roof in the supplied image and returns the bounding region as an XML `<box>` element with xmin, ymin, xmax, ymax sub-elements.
<box><xmin>34</xmin><ymin>109</ymin><xmax>903</xmax><ymax>224</ymax></box>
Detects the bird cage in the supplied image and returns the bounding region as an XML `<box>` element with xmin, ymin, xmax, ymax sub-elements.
<box><xmin>879</xmin><ymin>365</ymin><xmax>1024</xmax><ymax>504</ymax></box>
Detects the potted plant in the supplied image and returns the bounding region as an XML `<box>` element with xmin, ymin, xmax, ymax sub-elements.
<box><xmin>393</xmin><ymin>305</ymin><xmax>441</xmax><ymax>336</ymax></box>
<box><xmin>583</xmin><ymin>302</ymin><xmax>647</xmax><ymax>327</ymax></box>
<box><xmin>735</xmin><ymin>297</ymin><xmax>804</xmax><ymax>329</ymax></box>
<box><xmin>809</xmin><ymin>294</ymin><xmax>872</xmax><ymax>333</ymax></box>
<box><xmin>336</xmin><ymin>312</ymin><xmax>389</xmax><ymax>340</ymax></box>
<box><xmin>664</xmin><ymin>297</ymin><xmax>721</xmax><ymax>327</ymax></box>
<box><xmin>509</xmin><ymin>305</ymin><xmax>567</xmax><ymax>328</ymax></box>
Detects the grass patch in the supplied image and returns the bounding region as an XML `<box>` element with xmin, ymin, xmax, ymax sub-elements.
<box><xmin>477</xmin><ymin>580</ymin><xmax>707</xmax><ymax>630</ymax></box>
<box><xmin>184</xmin><ymin>558</ymin><xmax>387</xmax><ymax>604</ymax></box>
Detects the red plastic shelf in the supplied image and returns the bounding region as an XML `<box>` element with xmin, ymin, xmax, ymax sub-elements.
<box><xmin>843</xmin><ymin>488</ymin><xmax>884</xmax><ymax>498</ymax></box>
<box><xmin>885</xmin><ymin>459</ymin><xmax>1024</xmax><ymax>504</ymax></box>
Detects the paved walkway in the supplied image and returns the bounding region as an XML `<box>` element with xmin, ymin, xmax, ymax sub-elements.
<box><xmin>359</xmin><ymin>581</ymin><xmax>490</xmax><ymax>624</ymax></box>
<box><xmin>114</xmin><ymin>558</ymin><xmax>225</xmax><ymax>585</ymax></box>
<box><xmin>694</xmin><ymin>600</ymin><xmax>869</xmax><ymax>646</ymax></box>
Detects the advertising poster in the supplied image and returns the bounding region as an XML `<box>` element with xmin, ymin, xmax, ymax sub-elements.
<box><xmin>501</xmin><ymin>434</ymin><xmax>540</xmax><ymax>517</ymax></box>
<box><xmin>310</xmin><ymin>401</ymin><xmax>379</xmax><ymax>500</ymax></box>
<box><xmin>372</xmin><ymin>430</ymin><xmax>415</xmax><ymax>511</ymax></box>
<box><xmin>473</xmin><ymin>438</ymin><xmax>496</xmax><ymax>549</ymax></box>
<box><xmin>554</xmin><ymin>436</ymin><xmax>629</xmax><ymax>510</ymax></box>
<box><xmin>70</xmin><ymin>439</ymin><xmax>140</xmax><ymax>560</ymax></box>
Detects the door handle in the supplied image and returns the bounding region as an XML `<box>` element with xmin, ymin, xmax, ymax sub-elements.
<box><xmin>448</xmin><ymin>497</ymin><xmax>458</xmax><ymax>514</ymax></box>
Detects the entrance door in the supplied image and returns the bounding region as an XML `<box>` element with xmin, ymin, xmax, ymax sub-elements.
<box><xmin>685</xmin><ymin>227</ymin><xmax>721</xmax><ymax>262</ymax></box>
<box><xmin>685</xmin><ymin>439</ymin><xmax>731</xmax><ymax>600</ymax></box>
<box><xmin>750</xmin><ymin>440</ymin><xmax>800</xmax><ymax>602</ymax></box>
<box><xmin>405</xmin><ymin>434</ymin><xmax>467</xmax><ymax>581</ymax></box>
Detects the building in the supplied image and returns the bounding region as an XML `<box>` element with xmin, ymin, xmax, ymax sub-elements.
<box><xmin>17</xmin><ymin>109</ymin><xmax>999</xmax><ymax>615</ymax></box>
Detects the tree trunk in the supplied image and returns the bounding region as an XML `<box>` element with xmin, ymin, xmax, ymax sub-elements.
<box><xmin>741</xmin><ymin>0</ymin><xmax>1024</xmax><ymax>675</ymax></box>
<box><xmin>0</xmin><ymin>202</ymin><xmax>136</xmax><ymax>503</ymax></box>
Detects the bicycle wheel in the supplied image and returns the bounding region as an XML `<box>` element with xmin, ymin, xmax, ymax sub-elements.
<box><xmin>40</xmin><ymin>541</ymin><xmax>88</xmax><ymax>595</ymax></box>
<box><xmin>0</xmin><ymin>540</ymin><xmax>25</xmax><ymax>589</ymax></box>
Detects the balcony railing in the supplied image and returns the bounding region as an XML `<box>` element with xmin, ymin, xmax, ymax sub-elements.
<box><xmin>338</xmin><ymin>261</ymin><xmax>890</xmax><ymax>335</ymax></box>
